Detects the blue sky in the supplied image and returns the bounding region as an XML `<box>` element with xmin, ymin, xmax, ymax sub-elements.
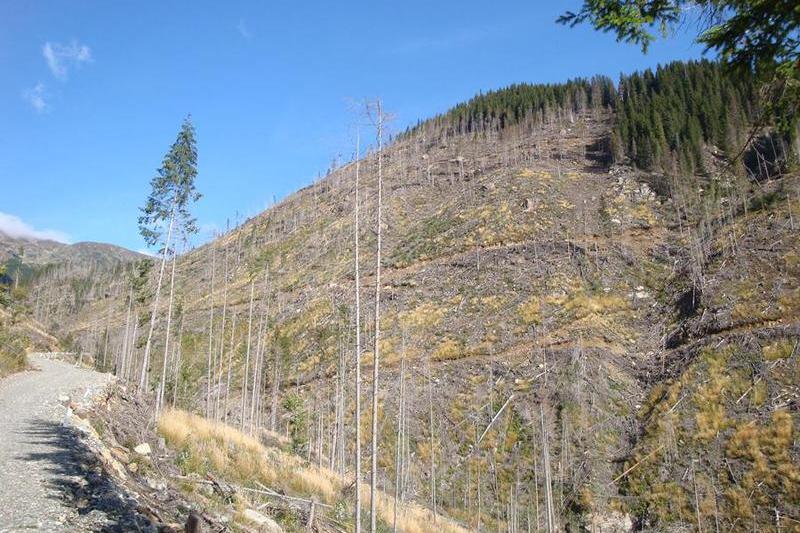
<box><xmin>0</xmin><ymin>1</ymin><xmax>706</xmax><ymax>252</ymax></box>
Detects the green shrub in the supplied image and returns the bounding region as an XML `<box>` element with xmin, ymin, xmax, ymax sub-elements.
<box><xmin>0</xmin><ymin>321</ymin><xmax>28</xmax><ymax>377</ymax></box>
<box><xmin>282</xmin><ymin>394</ymin><xmax>308</xmax><ymax>454</ymax></box>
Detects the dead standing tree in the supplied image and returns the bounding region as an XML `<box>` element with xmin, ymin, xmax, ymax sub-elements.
<box><xmin>206</xmin><ymin>243</ymin><xmax>216</xmax><ymax>417</ymax></box>
<box><xmin>250</xmin><ymin>267</ymin><xmax>271</xmax><ymax>434</ymax></box>
<box><xmin>352</xmin><ymin>126</ymin><xmax>364</xmax><ymax>533</ymax></box>
<box><xmin>119</xmin><ymin>286</ymin><xmax>134</xmax><ymax>382</ymax></box>
<box><xmin>366</xmin><ymin>98</ymin><xmax>392</xmax><ymax>533</ymax></box>
<box><xmin>215</xmin><ymin>244</ymin><xmax>230</xmax><ymax>421</ymax></box>
<box><xmin>241</xmin><ymin>279</ymin><xmax>255</xmax><ymax>431</ymax></box>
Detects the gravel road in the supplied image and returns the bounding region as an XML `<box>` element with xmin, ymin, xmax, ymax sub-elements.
<box><xmin>0</xmin><ymin>353</ymin><xmax>113</xmax><ymax>532</ymax></box>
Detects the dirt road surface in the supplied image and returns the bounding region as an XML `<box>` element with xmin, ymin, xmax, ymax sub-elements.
<box><xmin>0</xmin><ymin>354</ymin><xmax>133</xmax><ymax>532</ymax></box>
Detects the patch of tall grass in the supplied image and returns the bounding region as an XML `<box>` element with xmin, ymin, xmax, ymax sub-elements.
<box><xmin>158</xmin><ymin>409</ymin><xmax>468</xmax><ymax>532</ymax></box>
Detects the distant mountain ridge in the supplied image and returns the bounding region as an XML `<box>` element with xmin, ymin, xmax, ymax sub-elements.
<box><xmin>0</xmin><ymin>231</ymin><xmax>145</xmax><ymax>267</ymax></box>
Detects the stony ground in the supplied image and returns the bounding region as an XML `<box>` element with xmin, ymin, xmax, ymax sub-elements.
<box><xmin>0</xmin><ymin>354</ymin><xmax>152</xmax><ymax>532</ymax></box>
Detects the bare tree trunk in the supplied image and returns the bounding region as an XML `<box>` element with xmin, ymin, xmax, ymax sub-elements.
<box><xmin>127</xmin><ymin>319</ymin><xmax>138</xmax><ymax>384</ymax></box>
<box><xmin>172</xmin><ymin>319</ymin><xmax>184</xmax><ymax>407</ymax></box>
<box><xmin>250</xmin><ymin>269</ymin><xmax>270</xmax><ymax>433</ymax></box>
<box><xmin>102</xmin><ymin>307</ymin><xmax>110</xmax><ymax>371</ymax></box>
<box><xmin>533</xmin><ymin>439</ymin><xmax>540</xmax><ymax>532</ymax></box>
<box><xmin>477</xmin><ymin>460</ymin><xmax>482</xmax><ymax>532</ymax></box>
<box><xmin>120</xmin><ymin>287</ymin><xmax>133</xmax><ymax>381</ymax></box>
<box><xmin>251</xmin><ymin>329</ymin><xmax>263</xmax><ymax>433</ymax></box>
<box><xmin>250</xmin><ymin>306</ymin><xmax>265</xmax><ymax>434</ymax></box>
<box><xmin>336</xmin><ymin>338</ymin><xmax>346</xmax><ymax>476</ymax></box>
<box><xmin>215</xmin><ymin>247</ymin><xmax>229</xmax><ymax>421</ymax></box>
<box><xmin>354</xmin><ymin>128</ymin><xmax>364</xmax><ymax>533</ymax></box>
<box><xmin>206</xmin><ymin>244</ymin><xmax>216</xmax><ymax>418</ymax></box>
<box><xmin>393</xmin><ymin>335</ymin><xmax>406</xmax><ymax>533</ymax></box>
<box><xmin>331</xmin><ymin>349</ymin><xmax>340</xmax><ymax>471</ymax></box>
<box><xmin>316</xmin><ymin>393</ymin><xmax>324</xmax><ymax>468</ymax></box>
<box><xmin>241</xmin><ymin>280</ymin><xmax>255</xmax><ymax>431</ymax></box>
<box><xmin>156</xmin><ymin>244</ymin><xmax>178</xmax><ymax>415</ymax></box>
<box><xmin>541</xmin><ymin>405</ymin><xmax>555</xmax><ymax>533</ymax></box>
<box><xmin>428</xmin><ymin>353</ymin><xmax>437</xmax><ymax>523</ymax></box>
<box><xmin>370</xmin><ymin>100</ymin><xmax>384</xmax><ymax>533</ymax></box>
<box><xmin>139</xmin><ymin>204</ymin><xmax>176</xmax><ymax>394</ymax></box>
<box><xmin>224</xmin><ymin>311</ymin><xmax>237</xmax><ymax>424</ymax></box>
<box><xmin>270</xmin><ymin>349</ymin><xmax>280</xmax><ymax>431</ymax></box>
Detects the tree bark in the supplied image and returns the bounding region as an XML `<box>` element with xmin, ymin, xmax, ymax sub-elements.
<box><xmin>172</xmin><ymin>319</ymin><xmax>184</xmax><ymax>407</ymax></box>
<box><xmin>370</xmin><ymin>101</ymin><xmax>384</xmax><ymax>533</ymax></box>
<box><xmin>250</xmin><ymin>268</ymin><xmax>270</xmax><ymax>433</ymax></box>
<box><xmin>206</xmin><ymin>244</ymin><xmax>216</xmax><ymax>418</ymax></box>
<box><xmin>241</xmin><ymin>280</ymin><xmax>255</xmax><ymax>431</ymax></box>
<box><xmin>428</xmin><ymin>353</ymin><xmax>437</xmax><ymax>523</ymax></box>
<box><xmin>354</xmin><ymin>127</ymin><xmax>364</xmax><ymax>533</ymax></box>
<box><xmin>139</xmin><ymin>204</ymin><xmax>176</xmax><ymax>394</ymax></box>
<box><xmin>224</xmin><ymin>311</ymin><xmax>237</xmax><ymax>424</ymax></box>
<box><xmin>215</xmin><ymin>246</ymin><xmax>229</xmax><ymax>421</ymax></box>
<box><xmin>541</xmin><ymin>405</ymin><xmax>555</xmax><ymax>533</ymax></box>
<box><xmin>156</xmin><ymin>244</ymin><xmax>178</xmax><ymax>415</ymax></box>
<box><xmin>119</xmin><ymin>287</ymin><xmax>133</xmax><ymax>381</ymax></box>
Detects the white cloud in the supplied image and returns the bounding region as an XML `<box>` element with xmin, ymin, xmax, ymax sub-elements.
<box><xmin>42</xmin><ymin>40</ymin><xmax>92</xmax><ymax>80</ymax></box>
<box><xmin>22</xmin><ymin>83</ymin><xmax>48</xmax><ymax>113</ymax></box>
<box><xmin>237</xmin><ymin>19</ymin><xmax>253</xmax><ymax>40</ymax></box>
<box><xmin>135</xmin><ymin>248</ymin><xmax>156</xmax><ymax>257</ymax></box>
<box><xmin>0</xmin><ymin>212</ymin><xmax>70</xmax><ymax>243</ymax></box>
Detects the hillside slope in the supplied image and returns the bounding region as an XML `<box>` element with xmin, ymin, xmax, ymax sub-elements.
<box><xmin>1</xmin><ymin>234</ymin><xmax>148</xmax><ymax>353</ymax></box>
<box><xmin>23</xmin><ymin>62</ymin><xmax>800</xmax><ymax>531</ymax></box>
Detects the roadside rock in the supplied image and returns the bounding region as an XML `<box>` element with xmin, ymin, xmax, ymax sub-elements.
<box><xmin>145</xmin><ymin>477</ymin><xmax>167</xmax><ymax>492</ymax></box>
<box><xmin>134</xmin><ymin>442</ymin><xmax>152</xmax><ymax>456</ymax></box>
<box><xmin>111</xmin><ymin>447</ymin><xmax>131</xmax><ymax>464</ymax></box>
<box><xmin>585</xmin><ymin>511</ymin><xmax>634</xmax><ymax>532</ymax></box>
<box><xmin>242</xmin><ymin>509</ymin><xmax>283</xmax><ymax>532</ymax></box>
<box><xmin>71</xmin><ymin>413</ymin><xmax>128</xmax><ymax>481</ymax></box>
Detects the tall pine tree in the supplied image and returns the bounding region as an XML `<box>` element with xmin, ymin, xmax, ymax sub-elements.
<box><xmin>137</xmin><ymin>117</ymin><xmax>201</xmax><ymax>394</ymax></box>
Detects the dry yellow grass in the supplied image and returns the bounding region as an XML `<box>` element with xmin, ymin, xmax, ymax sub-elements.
<box><xmin>561</xmin><ymin>292</ymin><xmax>629</xmax><ymax>319</ymax></box>
<box><xmin>159</xmin><ymin>409</ymin><xmax>469</xmax><ymax>533</ymax></box>
<box><xmin>516</xmin><ymin>297</ymin><xmax>541</xmax><ymax>325</ymax></box>
<box><xmin>762</xmin><ymin>340</ymin><xmax>795</xmax><ymax>361</ymax></box>
<box><xmin>433</xmin><ymin>338</ymin><xmax>463</xmax><ymax>361</ymax></box>
<box><xmin>369</xmin><ymin>486</ymin><xmax>468</xmax><ymax>533</ymax></box>
<box><xmin>158</xmin><ymin>409</ymin><xmax>338</xmax><ymax>501</ymax></box>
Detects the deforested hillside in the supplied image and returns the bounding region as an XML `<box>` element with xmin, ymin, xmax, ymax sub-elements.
<box><xmin>0</xmin><ymin>233</ymin><xmax>148</xmax><ymax>356</ymax></box>
<box><xmin>26</xmin><ymin>255</ymin><xmax>147</xmax><ymax>353</ymax></box>
<box><xmin>25</xmin><ymin>60</ymin><xmax>800</xmax><ymax>531</ymax></box>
